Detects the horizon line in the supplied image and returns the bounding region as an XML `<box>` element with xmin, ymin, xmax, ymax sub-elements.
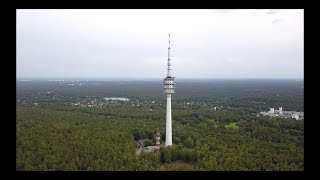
<box><xmin>16</xmin><ymin>77</ymin><xmax>304</xmax><ymax>80</ymax></box>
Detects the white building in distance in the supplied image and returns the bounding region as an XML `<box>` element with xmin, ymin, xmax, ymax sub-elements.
<box><xmin>270</xmin><ymin>108</ymin><xmax>275</xmax><ymax>114</ymax></box>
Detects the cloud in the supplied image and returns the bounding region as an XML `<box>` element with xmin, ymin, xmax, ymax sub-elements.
<box><xmin>17</xmin><ymin>9</ymin><xmax>304</xmax><ymax>79</ymax></box>
<box><xmin>266</xmin><ymin>9</ymin><xmax>280</xmax><ymax>15</ymax></box>
<box><xmin>272</xmin><ymin>18</ymin><xmax>284</xmax><ymax>24</ymax></box>
<box><xmin>250</xmin><ymin>11</ymin><xmax>265</xmax><ymax>16</ymax></box>
<box><xmin>225</xmin><ymin>57</ymin><xmax>241</xmax><ymax>63</ymax></box>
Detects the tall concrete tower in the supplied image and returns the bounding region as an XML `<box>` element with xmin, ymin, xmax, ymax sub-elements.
<box><xmin>163</xmin><ymin>33</ymin><xmax>175</xmax><ymax>147</ymax></box>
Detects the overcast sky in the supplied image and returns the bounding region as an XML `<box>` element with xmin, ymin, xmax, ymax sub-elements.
<box><xmin>17</xmin><ymin>9</ymin><xmax>304</xmax><ymax>79</ymax></box>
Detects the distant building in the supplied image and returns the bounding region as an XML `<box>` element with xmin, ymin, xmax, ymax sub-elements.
<box><xmin>279</xmin><ymin>107</ymin><xmax>283</xmax><ymax>115</ymax></box>
<box><xmin>292</xmin><ymin>113</ymin><xmax>299</xmax><ymax>120</ymax></box>
<box><xmin>155</xmin><ymin>128</ymin><xmax>161</xmax><ymax>153</ymax></box>
<box><xmin>270</xmin><ymin>108</ymin><xmax>275</xmax><ymax>114</ymax></box>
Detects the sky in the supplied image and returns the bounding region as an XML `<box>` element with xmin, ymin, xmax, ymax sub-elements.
<box><xmin>16</xmin><ymin>9</ymin><xmax>304</xmax><ymax>79</ymax></box>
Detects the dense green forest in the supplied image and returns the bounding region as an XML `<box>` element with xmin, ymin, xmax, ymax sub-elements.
<box><xmin>16</xmin><ymin>79</ymin><xmax>304</xmax><ymax>171</ymax></box>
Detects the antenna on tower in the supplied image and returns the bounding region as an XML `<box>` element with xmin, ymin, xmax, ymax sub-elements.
<box><xmin>167</xmin><ymin>33</ymin><xmax>171</xmax><ymax>77</ymax></box>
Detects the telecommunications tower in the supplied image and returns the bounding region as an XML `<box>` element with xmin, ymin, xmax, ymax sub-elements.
<box><xmin>163</xmin><ymin>33</ymin><xmax>175</xmax><ymax>147</ymax></box>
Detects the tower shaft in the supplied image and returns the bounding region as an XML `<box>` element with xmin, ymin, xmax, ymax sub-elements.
<box><xmin>165</xmin><ymin>94</ymin><xmax>172</xmax><ymax>146</ymax></box>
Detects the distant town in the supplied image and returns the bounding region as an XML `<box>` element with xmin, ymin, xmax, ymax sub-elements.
<box><xmin>260</xmin><ymin>107</ymin><xmax>304</xmax><ymax>120</ymax></box>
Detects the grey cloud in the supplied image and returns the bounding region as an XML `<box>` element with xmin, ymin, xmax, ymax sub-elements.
<box><xmin>17</xmin><ymin>9</ymin><xmax>303</xmax><ymax>79</ymax></box>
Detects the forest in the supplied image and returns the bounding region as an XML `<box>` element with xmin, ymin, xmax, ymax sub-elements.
<box><xmin>16</xmin><ymin>79</ymin><xmax>304</xmax><ymax>171</ymax></box>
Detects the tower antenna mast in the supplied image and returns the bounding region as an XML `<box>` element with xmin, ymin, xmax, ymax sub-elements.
<box><xmin>167</xmin><ymin>33</ymin><xmax>172</xmax><ymax>77</ymax></box>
